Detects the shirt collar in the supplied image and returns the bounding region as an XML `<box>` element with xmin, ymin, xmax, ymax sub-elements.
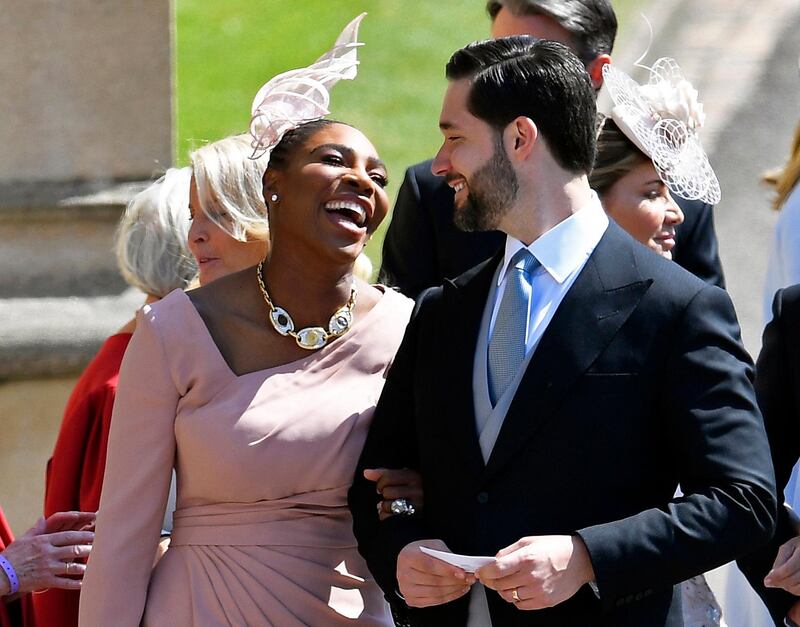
<box><xmin>497</xmin><ymin>191</ymin><xmax>609</xmax><ymax>286</ymax></box>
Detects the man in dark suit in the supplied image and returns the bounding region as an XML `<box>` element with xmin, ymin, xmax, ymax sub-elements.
<box><xmin>349</xmin><ymin>38</ymin><xmax>775</xmax><ymax>626</ymax></box>
<box><xmin>379</xmin><ymin>0</ymin><xmax>725</xmax><ymax>299</ymax></box>
<box><xmin>738</xmin><ymin>284</ymin><xmax>800</xmax><ymax>626</ymax></box>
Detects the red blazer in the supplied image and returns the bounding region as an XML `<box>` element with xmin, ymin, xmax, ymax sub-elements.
<box><xmin>33</xmin><ymin>334</ymin><xmax>131</xmax><ymax>627</ymax></box>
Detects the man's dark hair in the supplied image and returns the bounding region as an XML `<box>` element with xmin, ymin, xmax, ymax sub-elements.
<box><xmin>485</xmin><ymin>0</ymin><xmax>617</xmax><ymax>63</ymax></box>
<box><xmin>446</xmin><ymin>37</ymin><xmax>596</xmax><ymax>174</ymax></box>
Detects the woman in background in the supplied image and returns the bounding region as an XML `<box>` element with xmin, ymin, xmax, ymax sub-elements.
<box><xmin>589</xmin><ymin>118</ymin><xmax>685</xmax><ymax>260</ymax></box>
<box><xmin>762</xmin><ymin>121</ymin><xmax>800</xmax><ymax>324</ymax></box>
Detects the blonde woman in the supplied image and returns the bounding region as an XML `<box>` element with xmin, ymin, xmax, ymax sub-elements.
<box><xmin>762</xmin><ymin>121</ymin><xmax>800</xmax><ymax>324</ymax></box>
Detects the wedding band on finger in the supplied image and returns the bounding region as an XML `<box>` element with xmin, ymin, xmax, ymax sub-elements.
<box><xmin>389</xmin><ymin>498</ymin><xmax>416</xmax><ymax>516</ymax></box>
<box><xmin>512</xmin><ymin>588</ymin><xmax>521</xmax><ymax>603</ymax></box>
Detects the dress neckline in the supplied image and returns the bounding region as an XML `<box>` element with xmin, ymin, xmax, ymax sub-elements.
<box><xmin>169</xmin><ymin>286</ymin><xmax>395</xmax><ymax>379</ymax></box>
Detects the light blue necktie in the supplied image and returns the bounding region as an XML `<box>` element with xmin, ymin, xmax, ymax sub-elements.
<box><xmin>488</xmin><ymin>249</ymin><xmax>540</xmax><ymax>406</ymax></box>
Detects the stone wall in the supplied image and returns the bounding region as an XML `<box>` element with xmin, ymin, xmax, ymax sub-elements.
<box><xmin>0</xmin><ymin>1</ymin><xmax>174</xmax><ymax>532</ymax></box>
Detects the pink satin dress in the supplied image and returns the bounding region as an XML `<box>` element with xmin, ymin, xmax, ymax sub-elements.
<box><xmin>79</xmin><ymin>287</ymin><xmax>412</xmax><ymax>627</ymax></box>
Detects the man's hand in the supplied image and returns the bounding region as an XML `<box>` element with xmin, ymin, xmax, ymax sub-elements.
<box><xmin>397</xmin><ymin>539</ymin><xmax>475</xmax><ymax>608</ymax></box>
<box><xmin>363</xmin><ymin>468</ymin><xmax>424</xmax><ymax>521</ymax></box>
<box><xmin>765</xmin><ymin>536</ymin><xmax>800</xmax><ymax>594</ymax></box>
<box><xmin>476</xmin><ymin>535</ymin><xmax>595</xmax><ymax>610</ymax></box>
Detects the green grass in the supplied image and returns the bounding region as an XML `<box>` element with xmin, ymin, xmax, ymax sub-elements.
<box><xmin>176</xmin><ymin>1</ymin><xmax>639</xmax><ymax>270</ymax></box>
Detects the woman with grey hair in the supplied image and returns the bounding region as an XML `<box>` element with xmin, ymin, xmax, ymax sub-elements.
<box><xmin>34</xmin><ymin>167</ymin><xmax>197</xmax><ymax>627</ymax></box>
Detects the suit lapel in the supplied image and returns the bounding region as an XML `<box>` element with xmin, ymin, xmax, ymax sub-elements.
<box><xmin>483</xmin><ymin>224</ymin><xmax>652</xmax><ymax>480</ymax></box>
<box><xmin>441</xmin><ymin>251</ymin><xmax>504</xmax><ymax>477</ymax></box>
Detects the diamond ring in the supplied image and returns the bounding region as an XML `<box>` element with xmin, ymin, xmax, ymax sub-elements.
<box><xmin>389</xmin><ymin>498</ymin><xmax>416</xmax><ymax>516</ymax></box>
<box><xmin>512</xmin><ymin>588</ymin><xmax>520</xmax><ymax>602</ymax></box>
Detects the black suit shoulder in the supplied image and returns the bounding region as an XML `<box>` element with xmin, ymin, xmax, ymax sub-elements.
<box><xmin>672</xmin><ymin>197</ymin><xmax>726</xmax><ymax>288</ymax></box>
<box><xmin>738</xmin><ymin>284</ymin><xmax>800</xmax><ymax>624</ymax></box>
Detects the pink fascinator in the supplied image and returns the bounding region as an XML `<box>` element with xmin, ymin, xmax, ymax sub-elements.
<box><xmin>603</xmin><ymin>58</ymin><xmax>721</xmax><ymax>204</ymax></box>
<box><xmin>248</xmin><ymin>13</ymin><xmax>366</xmax><ymax>159</ymax></box>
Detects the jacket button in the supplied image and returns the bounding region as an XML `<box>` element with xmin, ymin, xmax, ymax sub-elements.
<box><xmin>477</xmin><ymin>492</ymin><xmax>489</xmax><ymax>504</ymax></box>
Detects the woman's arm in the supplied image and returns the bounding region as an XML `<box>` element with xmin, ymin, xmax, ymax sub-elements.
<box><xmin>78</xmin><ymin>309</ymin><xmax>180</xmax><ymax>627</ymax></box>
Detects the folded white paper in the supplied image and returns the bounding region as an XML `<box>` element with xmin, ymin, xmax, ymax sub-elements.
<box><xmin>419</xmin><ymin>547</ymin><xmax>496</xmax><ymax>573</ymax></box>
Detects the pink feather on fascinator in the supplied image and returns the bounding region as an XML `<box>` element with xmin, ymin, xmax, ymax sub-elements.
<box><xmin>248</xmin><ymin>13</ymin><xmax>366</xmax><ymax>159</ymax></box>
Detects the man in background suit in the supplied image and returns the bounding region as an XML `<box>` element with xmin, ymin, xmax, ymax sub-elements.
<box><xmin>738</xmin><ymin>284</ymin><xmax>800</xmax><ymax>626</ymax></box>
<box><xmin>350</xmin><ymin>37</ymin><xmax>774</xmax><ymax>626</ymax></box>
<box><xmin>379</xmin><ymin>0</ymin><xmax>725</xmax><ymax>299</ymax></box>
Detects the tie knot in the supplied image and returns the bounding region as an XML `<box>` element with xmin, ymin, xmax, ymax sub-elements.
<box><xmin>510</xmin><ymin>249</ymin><xmax>539</xmax><ymax>278</ymax></box>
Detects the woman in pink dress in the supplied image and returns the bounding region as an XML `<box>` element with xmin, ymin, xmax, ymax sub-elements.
<box><xmin>79</xmin><ymin>116</ymin><xmax>412</xmax><ymax>627</ymax></box>
<box><xmin>79</xmin><ymin>16</ymin><xmax>415</xmax><ymax>625</ymax></box>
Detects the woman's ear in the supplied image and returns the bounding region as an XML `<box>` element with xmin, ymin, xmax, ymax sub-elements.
<box><xmin>506</xmin><ymin>116</ymin><xmax>538</xmax><ymax>162</ymax></box>
<box><xmin>262</xmin><ymin>171</ymin><xmax>280</xmax><ymax>205</ymax></box>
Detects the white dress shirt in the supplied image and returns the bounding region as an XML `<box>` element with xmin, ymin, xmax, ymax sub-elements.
<box><xmin>488</xmin><ymin>192</ymin><xmax>609</xmax><ymax>355</ymax></box>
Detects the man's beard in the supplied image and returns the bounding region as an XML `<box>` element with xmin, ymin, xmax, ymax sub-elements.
<box><xmin>453</xmin><ymin>139</ymin><xmax>518</xmax><ymax>232</ymax></box>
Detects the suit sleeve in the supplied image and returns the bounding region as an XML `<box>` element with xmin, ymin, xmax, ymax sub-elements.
<box><xmin>348</xmin><ymin>291</ymin><xmax>436</xmax><ymax>608</ymax></box>
<box><xmin>672</xmin><ymin>200</ymin><xmax>726</xmax><ymax>289</ymax></box>
<box><xmin>78</xmin><ymin>312</ymin><xmax>178</xmax><ymax>627</ymax></box>
<box><xmin>737</xmin><ymin>288</ymin><xmax>800</xmax><ymax>624</ymax></box>
<box><xmin>577</xmin><ymin>284</ymin><xmax>776</xmax><ymax>610</ymax></box>
<box><xmin>378</xmin><ymin>166</ymin><xmax>440</xmax><ymax>299</ymax></box>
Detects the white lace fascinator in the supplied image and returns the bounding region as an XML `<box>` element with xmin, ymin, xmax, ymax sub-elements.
<box><xmin>603</xmin><ymin>58</ymin><xmax>721</xmax><ymax>204</ymax></box>
<box><xmin>248</xmin><ymin>12</ymin><xmax>366</xmax><ymax>159</ymax></box>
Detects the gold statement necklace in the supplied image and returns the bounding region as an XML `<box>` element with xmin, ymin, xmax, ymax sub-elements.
<box><xmin>256</xmin><ymin>260</ymin><xmax>357</xmax><ymax>350</ymax></box>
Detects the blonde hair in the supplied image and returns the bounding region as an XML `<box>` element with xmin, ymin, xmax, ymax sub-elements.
<box><xmin>190</xmin><ymin>134</ymin><xmax>270</xmax><ymax>241</ymax></box>
<box><xmin>115</xmin><ymin>167</ymin><xmax>197</xmax><ymax>298</ymax></box>
<box><xmin>764</xmin><ymin>121</ymin><xmax>800</xmax><ymax>211</ymax></box>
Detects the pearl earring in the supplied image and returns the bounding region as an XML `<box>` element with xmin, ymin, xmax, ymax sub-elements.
<box><xmin>270</xmin><ymin>193</ymin><xmax>279</xmax><ymax>202</ymax></box>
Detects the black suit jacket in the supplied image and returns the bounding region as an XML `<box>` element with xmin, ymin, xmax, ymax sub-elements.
<box><xmin>351</xmin><ymin>222</ymin><xmax>775</xmax><ymax>626</ymax></box>
<box><xmin>738</xmin><ymin>284</ymin><xmax>800</xmax><ymax>625</ymax></box>
<box><xmin>379</xmin><ymin>160</ymin><xmax>725</xmax><ymax>298</ymax></box>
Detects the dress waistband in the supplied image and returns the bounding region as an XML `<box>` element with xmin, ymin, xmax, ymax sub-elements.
<box><xmin>170</xmin><ymin>489</ymin><xmax>358</xmax><ymax>548</ymax></box>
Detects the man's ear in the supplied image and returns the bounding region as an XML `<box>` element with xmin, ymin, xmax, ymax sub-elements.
<box><xmin>506</xmin><ymin>117</ymin><xmax>538</xmax><ymax>162</ymax></box>
<box><xmin>586</xmin><ymin>54</ymin><xmax>611</xmax><ymax>91</ymax></box>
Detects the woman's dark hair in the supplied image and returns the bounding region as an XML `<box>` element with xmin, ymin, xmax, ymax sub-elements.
<box><xmin>446</xmin><ymin>37</ymin><xmax>596</xmax><ymax>174</ymax></box>
<box><xmin>267</xmin><ymin>118</ymin><xmax>351</xmax><ymax>171</ymax></box>
<box><xmin>589</xmin><ymin>117</ymin><xmax>649</xmax><ymax>196</ymax></box>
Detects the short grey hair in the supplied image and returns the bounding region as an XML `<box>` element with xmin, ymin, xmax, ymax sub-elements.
<box><xmin>115</xmin><ymin>167</ymin><xmax>197</xmax><ymax>298</ymax></box>
<box><xmin>190</xmin><ymin>134</ymin><xmax>270</xmax><ymax>242</ymax></box>
<box><xmin>486</xmin><ymin>0</ymin><xmax>617</xmax><ymax>62</ymax></box>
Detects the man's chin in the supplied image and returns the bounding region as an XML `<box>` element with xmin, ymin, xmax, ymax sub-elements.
<box><xmin>454</xmin><ymin>206</ymin><xmax>499</xmax><ymax>232</ymax></box>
